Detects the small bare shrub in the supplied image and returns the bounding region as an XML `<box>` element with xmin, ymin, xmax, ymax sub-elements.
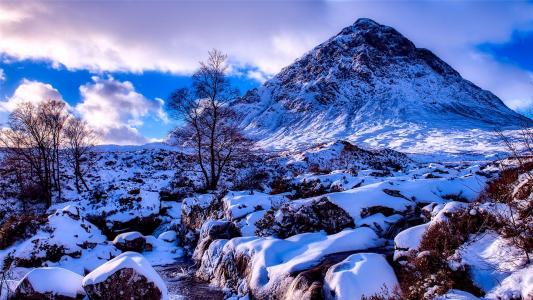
<box><xmin>395</xmin><ymin>207</ymin><xmax>490</xmax><ymax>299</ymax></box>
<box><xmin>0</xmin><ymin>214</ymin><xmax>47</xmax><ymax>249</ymax></box>
<box><xmin>270</xmin><ymin>176</ymin><xmax>292</xmax><ymax>195</ymax></box>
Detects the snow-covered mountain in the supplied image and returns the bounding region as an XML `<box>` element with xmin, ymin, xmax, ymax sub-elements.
<box><xmin>235</xmin><ymin>18</ymin><xmax>530</xmax><ymax>153</ymax></box>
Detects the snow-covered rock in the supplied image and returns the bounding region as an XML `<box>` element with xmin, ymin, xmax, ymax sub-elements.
<box><xmin>86</xmin><ymin>189</ymin><xmax>163</xmax><ymax>237</ymax></box>
<box><xmin>193</xmin><ymin>220</ymin><xmax>240</xmax><ymax>262</ymax></box>
<box><xmin>323</xmin><ymin>253</ymin><xmax>399</xmax><ymax>299</ymax></box>
<box><xmin>222</xmin><ymin>190</ymin><xmax>288</xmax><ymax>220</ymax></box>
<box><xmin>198</xmin><ymin>227</ymin><xmax>384</xmax><ymax>298</ymax></box>
<box><xmin>181</xmin><ymin>194</ymin><xmax>221</xmax><ymax>230</ymax></box>
<box><xmin>9</xmin><ymin>205</ymin><xmax>111</xmax><ymax>268</ymax></box>
<box><xmin>356</xmin><ymin>213</ymin><xmax>403</xmax><ymax>234</ymax></box>
<box><xmin>180</xmin><ymin>193</ymin><xmax>225</xmax><ymax>254</ymax></box>
<box><xmin>393</xmin><ymin>223</ymin><xmax>429</xmax><ymax>260</ymax></box>
<box><xmin>14</xmin><ymin>267</ymin><xmax>85</xmax><ymax>299</ymax></box>
<box><xmin>82</xmin><ymin>251</ymin><xmax>168</xmax><ymax>300</ymax></box>
<box><xmin>196</xmin><ymin>239</ymin><xmax>228</xmax><ymax>282</ymax></box>
<box><xmin>157</xmin><ymin>231</ymin><xmax>177</xmax><ymax>243</ymax></box>
<box><xmin>112</xmin><ymin>231</ymin><xmax>147</xmax><ymax>252</ymax></box>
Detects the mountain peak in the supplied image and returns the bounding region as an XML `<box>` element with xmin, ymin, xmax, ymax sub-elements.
<box><xmin>352</xmin><ymin>17</ymin><xmax>381</xmax><ymax>27</ymax></box>
<box><xmin>332</xmin><ymin>18</ymin><xmax>416</xmax><ymax>59</ymax></box>
<box><xmin>345</xmin><ymin>18</ymin><xmax>390</xmax><ymax>34</ymax></box>
<box><xmin>234</xmin><ymin>19</ymin><xmax>530</xmax><ymax>152</ymax></box>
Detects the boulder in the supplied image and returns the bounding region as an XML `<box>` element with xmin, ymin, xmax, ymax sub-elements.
<box><xmin>197</xmin><ymin>228</ymin><xmax>384</xmax><ymax>298</ymax></box>
<box><xmin>192</xmin><ymin>220</ymin><xmax>241</xmax><ymax>262</ymax></box>
<box><xmin>112</xmin><ymin>231</ymin><xmax>146</xmax><ymax>252</ymax></box>
<box><xmin>82</xmin><ymin>252</ymin><xmax>168</xmax><ymax>300</ymax></box>
<box><xmin>14</xmin><ymin>267</ymin><xmax>85</xmax><ymax>299</ymax></box>
<box><xmin>180</xmin><ymin>194</ymin><xmax>224</xmax><ymax>254</ymax></box>
<box><xmin>85</xmin><ymin>190</ymin><xmax>162</xmax><ymax>239</ymax></box>
<box><xmin>181</xmin><ymin>194</ymin><xmax>222</xmax><ymax>232</ymax></box>
<box><xmin>196</xmin><ymin>239</ymin><xmax>228</xmax><ymax>282</ymax></box>
<box><xmin>255</xmin><ymin>197</ymin><xmax>354</xmax><ymax>238</ymax></box>
<box><xmin>393</xmin><ymin>223</ymin><xmax>429</xmax><ymax>260</ymax></box>
<box><xmin>157</xmin><ymin>231</ymin><xmax>177</xmax><ymax>243</ymax></box>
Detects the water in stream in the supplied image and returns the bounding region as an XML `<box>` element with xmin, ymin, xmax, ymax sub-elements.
<box><xmin>156</xmin><ymin>258</ymin><xmax>225</xmax><ymax>300</ymax></box>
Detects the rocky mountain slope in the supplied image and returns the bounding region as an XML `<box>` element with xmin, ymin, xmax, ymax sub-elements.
<box><xmin>234</xmin><ymin>18</ymin><xmax>530</xmax><ymax>152</ymax></box>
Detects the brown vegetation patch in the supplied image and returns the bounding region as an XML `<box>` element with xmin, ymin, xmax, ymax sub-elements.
<box><xmin>0</xmin><ymin>214</ymin><xmax>47</xmax><ymax>250</ymax></box>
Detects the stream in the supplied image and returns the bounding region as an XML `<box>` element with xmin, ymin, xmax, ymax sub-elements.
<box><xmin>156</xmin><ymin>257</ymin><xmax>225</xmax><ymax>300</ymax></box>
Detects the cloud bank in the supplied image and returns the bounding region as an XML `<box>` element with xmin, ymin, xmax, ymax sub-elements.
<box><xmin>0</xmin><ymin>1</ymin><xmax>532</xmax><ymax>126</ymax></box>
<box><xmin>76</xmin><ymin>76</ymin><xmax>168</xmax><ymax>145</ymax></box>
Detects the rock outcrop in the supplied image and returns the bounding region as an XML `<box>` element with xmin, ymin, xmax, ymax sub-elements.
<box><xmin>255</xmin><ymin>197</ymin><xmax>354</xmax><ymax>238</ymax></box>
<box><xmin>192</xmin><ymin>220</ymin><xmax>241</xmax><ymax>262</ymax></box>
<box><xmin>180</xmin><ymin>194</ymin><xmax>225</xmax><ymax>254</ymax></box>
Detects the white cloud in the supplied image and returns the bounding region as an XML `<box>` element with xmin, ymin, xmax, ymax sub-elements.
<box><xmin>0</xmin><ymin>79</ymin><xmax>64</xmax><ymax>124</ymax></box>
<box><xmin>5</xmin><ymin>79</ymin><xmax>63</xmax><ymax>107</ymax></box>
<box><xmin>245</xmin><ymin>70</ymin><xmax>269</xmax><ymax>84</ymax></box>
<box><xmin>76</xmin><ymin>76</ymin><xmax>167</xmax><ymax>145</ymax></box>
<box><xmin>0</xmin><ymin>1</ymin><xmax>532</xmax><ymax>110</ymax></box>
<box><xmin>0</xmin><ymin>68</ymin><xmax>5</xmax><ymax>82</ymax></box>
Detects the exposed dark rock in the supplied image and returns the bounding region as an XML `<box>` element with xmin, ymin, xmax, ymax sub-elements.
<box><xmin>193</xmin><ymin>220</ymin><xmax>241</xmax><ymax>262</ymax></box>
<box><xmin>255</xmin><ymin>197</ymin><xmax>354</xmax><ymax>238</ymax></box>
<box><xmin>383</xmin><ymin>189</ymin><xmax>408</xmax><ymax>199</ymax></box>
<box><xmin>86</xmin><ymin>214</ymin><xmax>161</xmax><ymax>240</ymax></box>
<box><xmin>361</xmin><ymin>206</ymin><xmax>396</xmax><ymax>218</ymax></box>
<box><xmin>112</xmin><ymin>232</ymin><xmax>146</xmax><ymax>252</ymax></box>
<box><xmin>180</xmin><ymin>194</ymin><xmax>225</xmax><ymax>254</ymax></box>
<box><xmin>14</xmin><ymin>282</ymin><xmax>84</xmax><ymax>300</ymax></box>
<box><xmin>283</xmin><ymin>252</ymin><xmax>360</xmax><ymax>300</ymax></box>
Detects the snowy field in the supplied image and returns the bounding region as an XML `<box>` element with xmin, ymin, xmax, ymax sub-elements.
<box><xmin>0</xmin><ymin>138</ymin><xmax>530</xmax><ymax>300</ymax></box>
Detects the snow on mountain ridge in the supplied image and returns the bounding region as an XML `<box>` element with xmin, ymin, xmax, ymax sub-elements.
<box><xmin>234</xmin><ymin>18</ymin><xmax>530</xmax><ymax>153</ymax></box>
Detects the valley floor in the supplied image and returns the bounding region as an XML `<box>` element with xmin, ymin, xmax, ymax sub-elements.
<box><xmin>0</xmin><ymin>141</ymin><xmax>530</xmax><ymax>299</ymax></box>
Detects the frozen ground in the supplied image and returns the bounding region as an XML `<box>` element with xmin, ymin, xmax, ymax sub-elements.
<box><xmin>0</xmin><ymin>140</ymin><xmax>530</xmax><ymax>299</ymax></box>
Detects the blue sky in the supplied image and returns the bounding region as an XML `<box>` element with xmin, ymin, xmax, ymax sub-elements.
<box><xmin>0</xmin><ymin>1</ymin><xmax>532</xmax><ymax>144</ymax></box>
<box><xmin>0</xmin><ymin>59</ymin><xmax>260</xmax><ymax>140</ymax></box>
<box><xmin>479</xmin><ymin>30</ymin><xmax>533</xmax><ymax>73</ymax></box>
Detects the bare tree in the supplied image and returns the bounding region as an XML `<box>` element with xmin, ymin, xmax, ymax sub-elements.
<box><xmin>1</xmin><ymin>102</ymin><xmax>51</xmax><ymax>207</ymax></box>
<box><xmin>0</xmin><ymin>99</ymin><xmax>71</xmax><ymax>207</ymax></box>
<box><xmin>168</xmin><ymin>50</ymin><xmax>254</xmax><ymax>190</ymax></box>
<box><xmin>64</xmin><ymin>117</ymin><xmax>96</xmax><ymax>193</ymax></box>
<box><xmin>41</xmin><ymin>100</ymin><xmax>68</xmax><ymax>200</ymax></box>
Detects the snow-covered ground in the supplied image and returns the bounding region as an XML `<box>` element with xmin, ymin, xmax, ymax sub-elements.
<box><xmin>0</xmin><ymin>139</ymin><xmax>530</xmax><ymax>299</ymax></box>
